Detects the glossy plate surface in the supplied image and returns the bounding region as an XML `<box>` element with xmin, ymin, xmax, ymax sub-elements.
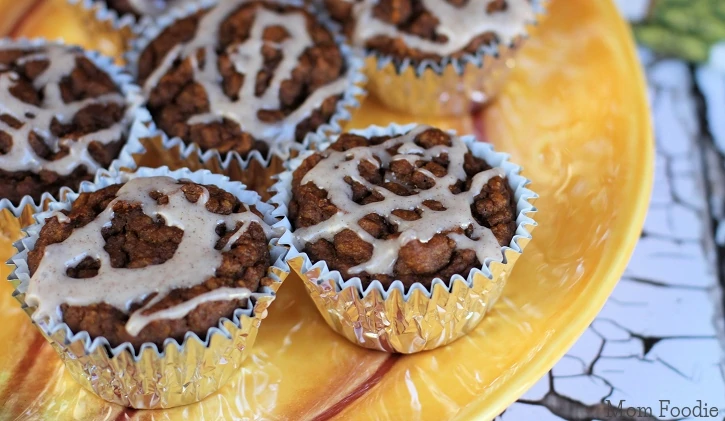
<box><xmin>0</xmin><ymin>0</ymin><xmax>652</xmax><ymax>419</ymax></box>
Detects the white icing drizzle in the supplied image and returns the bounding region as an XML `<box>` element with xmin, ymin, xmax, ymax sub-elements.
<box><xmin>26</xmin><ymin>176</ymin><xmax>273</xmax><ymax>336</ymax></box>
<box><xmin>351</xmin><ymin>0</ymin><xmax>535</xmax><ymax>56</ymax></box>
<box><xmin>126</xmin><ymin>287</ymin><xmax>252</xmax><ymax>336</ymax></box>
<box><xmin>142</xmin><ymin>0</ymin><xmax>348</xmax><ymax>143</ymax></box>
<box><xmin>294</xmin><ymin>125</ymin><xmax>506</xmax><ymax>275</ymax></box>
<box><xmin>0</xmin><ymin>45</ymin><xmax>126</xmax><ymax>175</ymax></box>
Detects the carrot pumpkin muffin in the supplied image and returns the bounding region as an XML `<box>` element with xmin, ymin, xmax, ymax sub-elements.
<box><xmin>134</xmin><ymin>0</ymin><xmax>358</xmax><ymax>157</ymax></box>
<box><xmin>284</xmin><ymin>123</ymin><xmax>536</xmax><ymax>353</ymax></box>
<box><xmin>0</xmin><ymin>41</ymin><xmax>133</xmax><ymax>204</ymax></box>
<box><xmin>289</xmin><ymin>124</ymin><xmax>517</xmax><ymax>289</ymax></box>
<box><xmin>326</xmin><ymin>0</ymin><xmax>537</xmax><ymax>62</ymax></box>
<box><xmin>319</xmin><ymin>0</ymin><xmax>540</xmax><ymax>116</ymax></box>
<box><xmin>25</xmin><ymin>176</ymin><xmax>275</xmax><ymax>349</ymax></box>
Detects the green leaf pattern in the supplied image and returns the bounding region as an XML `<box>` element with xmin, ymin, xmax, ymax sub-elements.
<box><xmin>634</xmin><ymin>0</ymin><xmax>725</xmax><ymax>62</ymax></box>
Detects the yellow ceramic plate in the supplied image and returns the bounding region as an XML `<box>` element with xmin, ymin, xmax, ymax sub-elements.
<box><xmin>0</xmin><ymin>0</ymin><xmax>652</xmax><ymax>419</ymax></box>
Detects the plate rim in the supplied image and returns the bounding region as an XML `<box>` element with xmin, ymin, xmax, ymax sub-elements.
<box><xmin>451</xmin><ymin>1</ymin><xmax>655</xmax><ymax>419</ymax></box>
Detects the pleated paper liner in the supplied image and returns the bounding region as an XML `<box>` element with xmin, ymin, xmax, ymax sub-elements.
<box><xmin>355</xmin><ymin>0</ymin><xmax>548</xmax><ymax>117</ymax></box>
<box><xmin>278</xmin><ymin>123</ymin><xmax>538</xmax><ymax>353</ymax></box>
<box><xmin>8</xmin><ymin>166</ymin><xmax>294</xmax><ymax>408</ymax></box>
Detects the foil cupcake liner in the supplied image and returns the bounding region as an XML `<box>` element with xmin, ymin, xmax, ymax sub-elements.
<box><xmin>66</xmin><ymin>0</ymin><xmax>204</xmax><ymax>56</ymax></box>
<box><xmin>66</xmin><ymin>0</ymin><xmax>137</xmax><ymax>57</ymax></box>
<box><xmin>0</xmin><ymin>38</ymin><xmax>143</xmax><ymax>231</ymax></box>
<box><xmin>351</xmin><ymin>0</ymin><xmax>547</xmax><ymax>117</ymax></box>
<box><xmin>124</xmin><ymin>0</ymin><xmax>366</xmax><ymax>162</ymax></box>
<box><xmin>278</xmin><ymin>123</ymin><xmax>538</xmax><ymax>353</ymax></box>
<box><xmin>7</xmin><ymin>166</ymin><xmax>294</xmax><ymax>408</ymax></box>
<box><xmin>121</xmin><ymin>108</ymin><xmax>297</xmax><ymax>202</ymax></box>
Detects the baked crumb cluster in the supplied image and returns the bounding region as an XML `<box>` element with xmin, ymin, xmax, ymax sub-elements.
<box><xmin>290</xmin><ymin>125</ymin><xmax>516</xmax><ymax>288</ymax></box>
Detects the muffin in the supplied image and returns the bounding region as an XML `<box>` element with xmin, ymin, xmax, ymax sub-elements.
<box><xmin>320</xmin><ymin>0</ymin><xmax>541</xmax><ymax>116</ymax></box>
<box><xmin>290</xmin><ymin>125</ymin><xmax>516</xmax><ymax>287</ymax></box>
<box><xmin>130</xmin><ymin>0</ymin><xmax>363</xmax><ymax>159</ymax></box>
<box><xmin>0</xmin><ymin>40</ymin><xmax>137</xmax><ymax>205</ymax></box>
<box><xmin>282</xmin><ymin>124</ymin><xmax>537</xmax><ymax>352</ymax></box>
<box><xmin>10</xmin><ymin>168</ymin><xmax>292</xmax><ymax>408</ymax></box>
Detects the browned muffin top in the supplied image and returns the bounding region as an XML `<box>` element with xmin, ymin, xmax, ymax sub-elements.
<box><xmin>289</xmin><ymin>125</ymin><xmax>517</xmax><ymax>289</ymax></box>
<box><xmin>137</xmin><ymin>0</ymin><xmax>348</xmax><ymax>157</ymax></box>
<box><xmin>325</xmin><ymin>0</ymin><xmax>535</xmax><ymax>61</ymax></box>
<box><xmin>0</xmin><ymin>43</ymin><xmax>127</xmax><ymax>205</ymax></box>
<box><xmin>26</xmin><ymin>176</ymin><xmax>273</xmax><ymax>349</ymax></box>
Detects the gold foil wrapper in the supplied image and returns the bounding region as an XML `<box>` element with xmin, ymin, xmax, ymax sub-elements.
<box><xmin>1</xmin><ymin>197</ymin><xmax>61</xmax><ymax>231</ymax></box>
<box><xmin>365</xmin><ymin>40</ymin><xmax>522</xmax><ymax>118</ymax></box>
<box><xmin>280</xmin><ymin>123</ymin><xmax>538</xmax><ymax>353</ymax></box>
<box><xmin>0</xmin><ymin>193</ymin><xmax>72</xmax><ymax>261</ymax></box>
<box><xmin>7</xmin><ymin>167</ymin><xmax>294</xmax><ymax>408</ymax></box>
<box><xmin>23</xmin><ymin>282</ymin><xmax>280</xmax><ymax>409</ymax></box>
<box><xmin>122</xmin><ymin>98</ymin><xmax>365</xmax><ymax>203</ymax></box>
<box><xmin>66</xmin><ymin>0</ymin><xmax>136</xmax><ymax>59</ymax></box>
<box><xmin>126</xmin><ymin>129</ymin><xmax>293</xmax><ymax>203</ymax></box>
<box><xmin>364</xmin><ymin>1</ymin><xmax>547</xmax><ymax>117</ymax></box>
<box><xmin>286</xmin><ymin>245</ymin><xmax>530</xmax><ymax>353</ymax></box>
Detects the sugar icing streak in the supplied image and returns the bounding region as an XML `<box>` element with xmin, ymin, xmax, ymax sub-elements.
<box><xmin>295</xmin><ymin>125</ymin><xmax>505</xmax><ymax>275</ymax></box>
<box><xmin>0</xmin><ymin>45</ymin><xmax>125</xmax><ymax>175</ymax></box>
<box><xmin>143</xmin><ymin>0</ymin><xmax>348</xmax><ymax>143</ymax></box>
<box><xmin>352</xmin><ymin>0</ymin><xmax>535</xmax><ymax>56</ymax></box>
<box><xmin>26</xmin><ymin>176</ymin><xmax>273</xmax><ymax>336</ymax></box>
